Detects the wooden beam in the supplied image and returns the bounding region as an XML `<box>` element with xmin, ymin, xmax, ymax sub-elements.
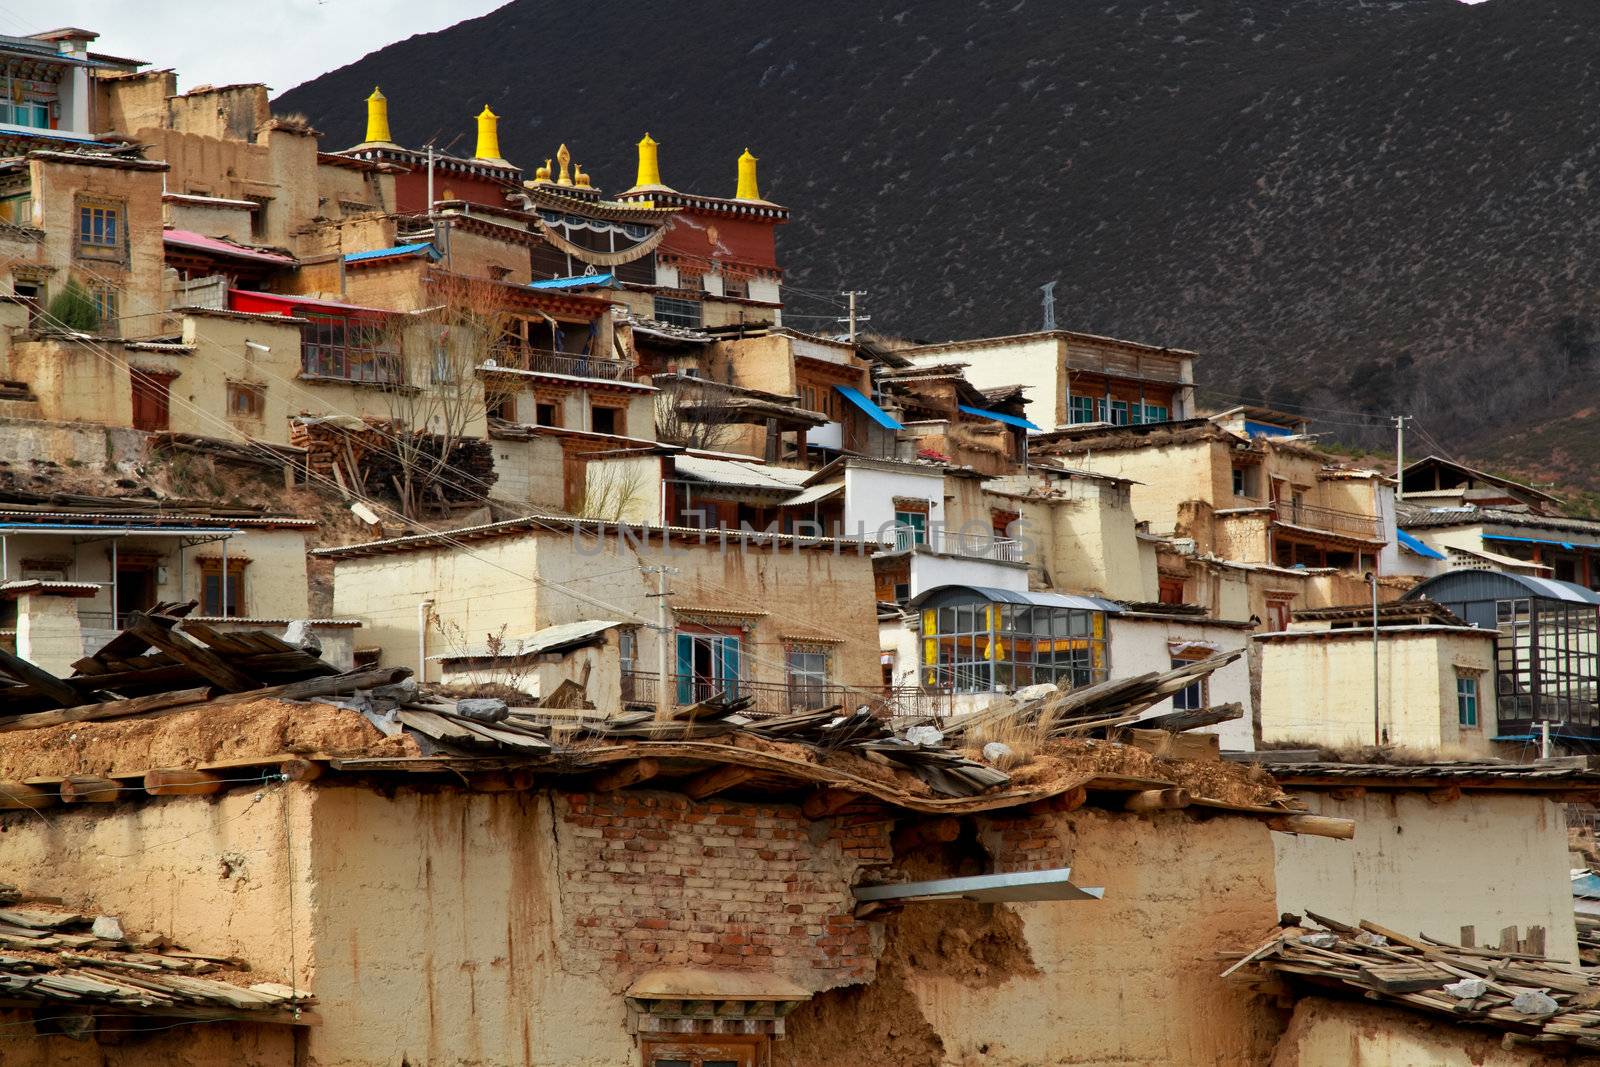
<box><xmin>1124</xmin><ymin>787</ymin><xmax>1190</xmax><ymax>813</ymax></box>
<box><xmin>0</xmin><ymin>780</ymin><xmax>54</xmax><ymax>810</ymax></box>
<box><xmin>123</xmin><ymin>613</ymin><xmax>262</xmax><ymax>693</ymax></box>
<box><xmin>1133</xmin><ymin>702</ymin><xmax>1243</xmax><ymax>733</ymax></box>
<box><xmin>590</xmin><ymin>758</ymin><xmax>659</xmax><ymax>793</ymax></box>
<box><xmin>1426</xmin><ymin>786</ymin><xmax>1462</xmax><ymax>805</ymax></box>
<box><xmin>60</xmin><ymin>775</ymin><xmax>120</xmax><ymax>804</ymax></box>
<box><xmin>892</xmin><ymin>816</ymin><xmax>961</xmax><ymax>853</ymax></box>
<box><xmin>279</xmin><ymin>759</ymin><xmax>325</xmax><ymax>783</ymax></box>
<box><xmin>679</xmin><ymin>764</ymin><xmax>756</xmax><ymax>800</ymax></box>
<box><xmin>0</xmin><ymin>646</ymin><xmax>82</xmax><ymax>708</ymax></box>
<box><xmin>1266</xmin><ymin>814</ymin><xmax>1356</xmax><ymax>840</ymax></box>
<box><xmin>0</xmin><ymin>687</ymin><xmax>213</xmax><ymax>734</ymax></box>
<box><xmin>1023</xmin><ymin>785</ymin><xmax>1088</xmax><ymax>817</ymax></box>
<box><xmin>144</xmin><ymin>769</ymin><xmax>224</xmax><ymax>796</ymax></box>
<box><xmin>801</xmin><ymin>787</ymin><xmax>862</xmax><ymax>819</ymax></box>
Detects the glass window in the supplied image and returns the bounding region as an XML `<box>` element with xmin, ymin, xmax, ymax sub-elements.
<box><xmin>301</xmin><ymin>313</ymin><xmax>399</xmax><ymax>383</ymax></box>
<box><xmin>786</xmin><ymin>647</ymin><xmax>830</xmax><ymax>708</ymax></box>
<box><xmin>653</xmin><ymin>296</ymin><xmax>703</xmax><ymax>328</ymax></box>
<box><xmin>1232</xmin><ymin>467</ymin><xmax>1246</xmax><ymax>496</ymax></box>
<box><xmin>1457</xmin><ymin>674</ymin><xmax>1479</xmax><ymax>728</ymax></box>
<box><xmin>1172</xmin><ymin>658</ymin><xmax>1204</xmax><ymax>710</ymax></box>
<box><xmin>78</xmin><ymin>204</ymin><xmax>121</xmax><ymax>249</ymax></box>
<box><xmin>1109</xmin><ymin>400</ymin><xmax>1130</xmax><ymax>425</ymax></box>
<box><xmin>894</xmin><ymin>510</ymin><xmax>927</xmax><ymax>549</ymax></box>
<box><xmin>921</xmin><ymin>600</ymin><xmax>1107</xmax><ymax>694</ymax></box>
<box><xmin>1069</xmin><ymin>395</ymin><xmax>1099</xmax><ymax>424</ymax></box>
<box><xmin>1144</xmin><ymin>404</ymin><xmax>1168</xmax><ymax>423</ymax></box>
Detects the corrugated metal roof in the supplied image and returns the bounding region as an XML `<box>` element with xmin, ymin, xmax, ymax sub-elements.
<box><xmin>779</xmin><ymin>482</ymin><xmax>844</xmax><ymax>507</ymax></box>
<box><xmin>342</xmin><ymin>241</ymin><xmax>439</xmax><ymax>264</ymax></box>
<box><xmin>430</xmin><ymin>619</ymin><xmax>624</xmax><ymax>661</ymax></box>
<box><xmin>673</xmin><ymin>456</ymin><xmax>810</xmax><ymax>491</ymax></box>
<box><xmin>837</xmin><ymin>385</ymin><xmax>903</xmax><ymax>430</ymax></box>
<box><xmin>906</xmin><ymin>584</ymin><xmax>1124</xmax><ymax>614</ymax></box>
<box><xmin>958</xmin><ymin>404</ymin><xmax>1042</xmax><ymax>431</ymax></box>
<box><xmin>164</xmin><ymin>229</ymin><xmax>295</xmax><ymax>265</ymax></box>
<box><xmin>1405</xmin><ymin>569</ymin><xmax>1600</xmax><ymax>606</ymax></box>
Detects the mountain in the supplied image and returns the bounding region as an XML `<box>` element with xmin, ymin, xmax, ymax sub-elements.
<box><xmin>276</xmin><ymin>0</ymin><xmax>1600</xmax><ymax>487</ymax></box>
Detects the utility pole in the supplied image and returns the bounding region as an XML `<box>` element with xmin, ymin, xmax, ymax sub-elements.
<box><xmin>1394</xmin><ymin>414</ymin><xmax>1408</xmax><ymax>499</ymax></box>
<box><xmin>1040</xmin><ymin>281</ymin><xmax>1058</xmax><ymax>332</ymax></box>
<box><xmin>1539</xmin><ymin>720</ymin><xmax>1555</xmax><ymax>760</ymax></box>
<box><xmin>426</xmin><ymin>142</ymin><xmax>436</xmax><ymax>220</ymax></box>
<box><xmin>1368</xmin><ymin>571</ymin><xmax>1381</xmax><ymax>747</ymax></box>
<box><xmin>643</xmin><ymin>564</ymin><xmax>678</xmax><ymax>720</ymax></box>
<box><xmin>838</xmin><ymin>290</ymin><xmax>870</xmax><ymax>341</ymax></box>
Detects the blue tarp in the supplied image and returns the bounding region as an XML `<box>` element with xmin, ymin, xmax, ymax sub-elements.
<box><xmin>1244</xmin><ymin>419</ymin><xmax>1295</xmax><ymax>438</ymax></box>
<box><xmin>1396</xmin><ymin>528</ymin><xmax>1446</xmax><ymax>560</ymax></box>
<box><xmin>836</xmin><ymin>385</ymin><xmax>903</xmax><ymax>430</ymax></box>
<box><xmin>957</xmin><ymin>404</ymin><xmax>1042</xmax><ymax>431</ymax></box>
<box><xmin>1484</xmin><ymin>533</ymin><xmax>1579</xmax><ymax>551</ymax></box>
<box><xmin>528</xmin><ymin>272</ymin><xmax>615</xmax><ymax>290</ymax></box>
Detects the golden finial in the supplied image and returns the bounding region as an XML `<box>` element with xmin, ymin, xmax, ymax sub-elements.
<box><xmin>635</xmin><ymin>132</ymin><xmax>663</xmax><ymax>188</ymax></box>
<box><xmin>364</xmin><ymin>86</ymin><xmax>392</xmax><ymax>145</ymax></box>
<box><xmin>534</xmin><ymin>158</ymin><xmax>552</xmax><ymax>182</ymax></box>
<box><xmin>474</xmin><ymin>105</ymin><xmax>503</xmax><ymax>162</ymax></box>
<box><xmin>574</xmin><ymin>164</ymin><xmax>592</xmax><ymax>188</ymax></box>
<box><xmin>556</xmin><ymin>143</ymin><xmax>573</xmax><ymax>186</ymax></box>
<box><xmin>735</xmin><ymin>147</ymin><xmax>761</xmax><ymax>201</ymax></box>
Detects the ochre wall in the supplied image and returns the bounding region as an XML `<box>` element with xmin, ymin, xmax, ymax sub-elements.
<box><xmin>1270</xmin><ymin>996</ymin><xmax>1583</xmax><ymax>1067</ymax></box>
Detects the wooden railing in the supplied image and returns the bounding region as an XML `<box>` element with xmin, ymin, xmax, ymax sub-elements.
<box><xmin>491</xmin><ymin>343</ymin><xmax>634</xmax><ymax>382</ymax></box>
<box><xmin>1272</xmin><ymin>498</ymin><xmax>1384</xmax><ymax>540</ymax></box>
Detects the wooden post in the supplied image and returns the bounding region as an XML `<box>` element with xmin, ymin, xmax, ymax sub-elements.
<box><xmin>1266</xmin><ymin>814</ymin><xmax>1356</xmax><ymax>840</ymax></box>
<box><xmin>60</xmin><ymin>775</ymin><xmax>120</xmax><ymax>804</ymax></box>
<box><xmin>680</xmin><ymin>764</ymin><xmax>756</xmax><ymax>800</ymax></box>
<box><xmin>590</xmin><ymin>758</ymin><xmax>660</xmax><ymax>793</ymax></box>
<box><xmin>801</xmin><ymin>788</ymin><xmax>862</xmax><ymax>819</ymax></box>
<box><xmin>1023</xmin><ymin>785</ymin><xmax>1088</xmax><ymax>817</ymax></box>
<box><xmin>144</xmin><ymin>769</ymin><xmax>225</xmax><ymax>796</ymax></box>
<box><xmin>1124</xmin><ymin>788</ymin><xmax>1190</xmax><ymax>813</ymax></box>
<box><xmin>0</xmin><ymin>780</ymin><xmax>54</xmax><ymax>810</ymax></box>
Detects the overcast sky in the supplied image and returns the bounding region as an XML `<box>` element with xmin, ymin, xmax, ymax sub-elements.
<box><xmin>11</xmin><ymin>0</ymin><xmax>509</xmax><ymax>95</ymax></box>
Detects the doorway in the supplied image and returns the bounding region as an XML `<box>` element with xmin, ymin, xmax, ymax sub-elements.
<box><xmin>131</xmin><ymin>369</ymin><xmax>177</xmax><ymax>431</ymax></box>
<box><xmin>115</xmin><ymin>558</ymin><xmax>159</xmax><ymax>625</ymax></box>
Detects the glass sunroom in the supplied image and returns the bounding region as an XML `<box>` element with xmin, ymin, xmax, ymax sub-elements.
<box><xmin>1405</xmin><ymin>570</ymin><xmax>1600</xmax><ymax>742</ymax></box>
<box><xmin>907</xmin><ymin>585</ymin><xmax>1122</xmax><ymax>695</ymax></box>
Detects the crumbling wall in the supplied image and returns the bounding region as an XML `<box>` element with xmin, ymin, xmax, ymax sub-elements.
<box><xmin>781</xmin><ymin>807</ymin><xmax>1284</xmax><ymax>1067</ymax></box>
<box><xmin>1270</xmin><ymin>996</ymin><xmax>1588</xmax><ymax>1066</ymax></box>
<box><xmin>0</xmin><ymin>1011</ymin><xmax>296</xmax><ymax>1067</ymax></box>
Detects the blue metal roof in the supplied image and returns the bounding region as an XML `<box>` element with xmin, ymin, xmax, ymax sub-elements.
<box><xmin>1244</xmin><ymin>419</ymin><xmax>1294</xmax><ymax>438</ymax></box>
<box><xmin>342</xmin><ymin>242</ymin><xmax>439</xmax><ymax>263</ymax></box>
<box><xmin>958</xmin><ymin>404</ymin><xmax>1042</xmax><ymax>431</ymax></box>
<box><xmin>1396</xmin><ymin>528</ymin><xmax>1446</xmax><ymax>560</ymax></box>
<box><xmin>528</xmin><ymin>272</ymin><xmax>615</xmax><ymax>290</ymax></box>
<box><xmin>1484</xmin><ymin>533</ymin><xmax>1580</xmax><ymax>552</ymax></box>
<box><xmin>836</xmin><ymin>385</ymin><xmax>903</xmax><ymax>430</ymax></box>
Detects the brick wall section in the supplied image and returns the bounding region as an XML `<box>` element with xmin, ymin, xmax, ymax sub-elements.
<box><xmin>559</xmin><ymin>791</ymin><xmax>891</xmax><ymax>986</ymax></box>
<box><xmin>978</xmin><ymin>812</ymin><xmax>1076</xmax><ymax>873</ymax></box>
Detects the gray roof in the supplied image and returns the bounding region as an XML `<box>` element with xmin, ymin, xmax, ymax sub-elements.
<box><xmin>1398</xmin><ymin>501</ymin><xmax>1600</xmax><ymax>536</ymax></box>
<box><xmin>1404</xmin><ymin>569</ymin><xmax>1600</xmax><ymax>607</ymax></box>
<box><xmin>906</xmin><ymin>584</ymin><xmax>1124</xmax><ymax>614</ymax></box>
<box><xmin>430</xmin><ymin>619</ymin><xmax>626</xmax><ymax>662</ymax></box>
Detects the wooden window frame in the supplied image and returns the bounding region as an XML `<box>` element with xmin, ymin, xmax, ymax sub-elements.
<box><xmin>197</xmin><ymin>557</ymin><xmax>248</xmax><ymax>618</ymax></box>
<box><xmin>75</xmin><ymin>197</ymin><xmax>127</xmax><ymax>263</ymax></box>
<box><xmin>591</xmin><ymin>401</ymin><xmax>627</xmax><ymax>437</ymax></box>
<box><xmin>640</xmin><ymin>1033</ymin><xmax>767</xmax><ymax>1066</ymax></box>
<box><xmin>227</xmin><ymin>381</ymin><xmax>265</xmax><ymax>420</ymax></box>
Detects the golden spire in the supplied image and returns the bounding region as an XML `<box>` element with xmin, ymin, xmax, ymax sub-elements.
<box><xmin>735</xmin><ymin>147</ymin><xmax>761</xmax><ymax>201</ymax></box>
<box><xmin>364</xmin><ymin>86</ymin><xmax>392</xmax><ymax>144</ymax></box>
<box><xmin>556</xmin><ymin>143</ymin><xmax>573</xmax><ymax>186</ymax></box>
<box><xmin>635</xmin><ymin>132</ymin><xmax>663</xmax><ymax>188</ymax></box>
<box><xmin>474</xmin><ymin>105</ymin><xmax>503</xmax><ymax>162</ymax></box>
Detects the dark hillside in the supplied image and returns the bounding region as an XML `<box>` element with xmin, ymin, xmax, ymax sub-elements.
<box><xmin>277</xmin><ymin>0</ymin><xmax>1600</xmax><ymax>480</ymax></box>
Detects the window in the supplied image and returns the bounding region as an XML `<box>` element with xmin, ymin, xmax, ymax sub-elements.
<box><xmin>1069</xmin><ymin>395</ymin><xmax>1100</xmax><ymax>424</ymax></box>
<box><xmin>1143</xmin><ymin>404</ymin><xmax>1169</xmax><ymax>423</ymax></box>
<box><xmin>1109</xmin><ymin>399</ymin><xmax>1130</xmax><ymax>425</ymax></box>
<box><xmin>1232</xmin><ymin>467</ymin><xmax>1245</xmax><ymax>496</ymax></box>
<box><xmin>1266</xmin><ymin>596</ymin><xmax>1294</xmax><ymax>632</ymax></box>
<box><xmin>78</xmin><ymin>204</ymin><xmax>121</xmax><ymax>249</ymax></box>
<box><xmin>91</xmin><ymin>285</ymin><xmax>118</xmax><ymax>329</ymax></box>
<box><xmin>534</xmin><ymin>399</ymin><xmax>560</xmax><ymax>427</ymax></box>
<box><xmin>0</xmin><ymin>195</ymin><xmax>30</xmax><ymax>226</ymax></box>
<box><xmin>893</xmin><ymin>509</ymin><xmax>927</xmax><ymax>549</ymax></box>
<box><xmin>1</xmin><ymin>99</ymin><xmax>49</xmax><ymax>129</ymax></box>
<box><xmin>590</xmin><ymin>404</ymin><xmax>624</xmax><ymax>436</ymax></box>
<box><xmin>675</xmin><ymin>631</ymin><xmax>741</xmax><ymax>703</ymax></box>
<box><xmin>1457</xmin><ymin>674</ymin><xmax>1479</xmax><ymax>728</ymax></box>
<box><xmin>1158</xmin><ymin>576</ymin><xmax>1185</xmax><ymax>605</ymax></box>
<box><xmin>1172</xmin><ymin>657</ymin><xmax>1206</xmax><ymax>710</ymax></box>
<box><xmin>785</xmin><ymin>647</ymin><xmax>831</xmax><ymax>708</ymax></box>
<box><xmin>920</xmin><ymin>600</ymin><xmax>1108</xmax><ymax>694</ymax></box>
<box><xmin>198</xmin><ymin>559</ymin><xmax>247</xmax><ymax>617</ymax></box>
<box><xmin>301</xmin><ymin>313</ymin><xmax>398</xmax><ymax>383</ymax></box>
<box><xmin>227</xmin><ymin>382</ymin><xmax>264</xmax><ymax>419</ymax></box>
<box><xmin>653</xmin><ymin>296</ymin><xmax>703</xmax><ymax>328</ymax></box>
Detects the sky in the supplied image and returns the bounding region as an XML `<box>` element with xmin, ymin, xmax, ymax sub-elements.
<box><xmin>5</xmin><ymin>0</ymin><xmax>509</xmax><ymax>95</ymax></box>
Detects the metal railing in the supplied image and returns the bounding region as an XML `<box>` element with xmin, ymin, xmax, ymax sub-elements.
<box><xmin>492</xmin><ymin>343</ymin><xmax>634</xmax><ymax>382</ymax></box>
<box><xmin>1271</xmin><ymin>498</ymin><xmax>1383</xmax><ymax>540</ymax></box>
<box><xmin>894</xmin><ymin>527</ymin><xmax>1023</xmax><ymax>561</ymax></box>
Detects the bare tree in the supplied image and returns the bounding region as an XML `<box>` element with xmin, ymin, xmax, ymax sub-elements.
<box><xmin>654</xmin><ymin>378</ymin><xmax>747</xmax><ymax>452</ymax></box>
<box><xmin>378</xmin><ymin>272</ymin><xmax>519</xmax><ymax>518</ymax></box>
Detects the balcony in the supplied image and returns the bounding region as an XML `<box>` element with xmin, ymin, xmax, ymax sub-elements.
<box><xmin>491</xmin><ymin>343</ymin><xmax>634</xmax><ymax>382</ymax></box>
<box><xmin>894</xmin><ymin>528</ymin><xmax>1023</xmax><ymax>562</ymax></box>
<box><xmin>1272</xmin><ymin>498</ymin><xmax>1383</xmax><ymax>541</ymax></box>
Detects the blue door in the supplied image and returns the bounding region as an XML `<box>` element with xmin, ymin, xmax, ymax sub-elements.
<box><xmin>676</xmin><ymin>633</ymin><xmax>742</xmax><ymax>704</ymax></box>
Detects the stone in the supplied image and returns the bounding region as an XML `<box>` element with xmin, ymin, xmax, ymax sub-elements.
<box><xmin>456</xmin><ymin>698</ymin><xmax>509</xmax><ymax>723</ymax></box>
<box><xmin>281</xmin><ymin>620</ymin><xmax>323</xmax><ymax>657</ymax></box>
<box><xmin>91</xmin><ymin>915</ymin><xmax>125</xmax><ymax>941</ymax></box>
<box><xmin>1443</xmin><ymin>978</ymin><xmax>1487</xmax><ymax>999</ymax></box>
<box><xmin>1013</xmin><ymin>683</ymin><xmax>1058</xmax><ymax>702</ymax></box>
<box><xmin>1295</xmin><ymin>933</ymin><xmax>1339</xmax><ymax>948</ymax></box>
<box><xmin>982</xmin><ymin>742</ymin><xmax>1014</xmax><ymax>764</ymax></box>
<box><xmin>1511</xmin><ymin>989</ymin><xmax>1559</xmax><ymax>1016</ymax></box>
